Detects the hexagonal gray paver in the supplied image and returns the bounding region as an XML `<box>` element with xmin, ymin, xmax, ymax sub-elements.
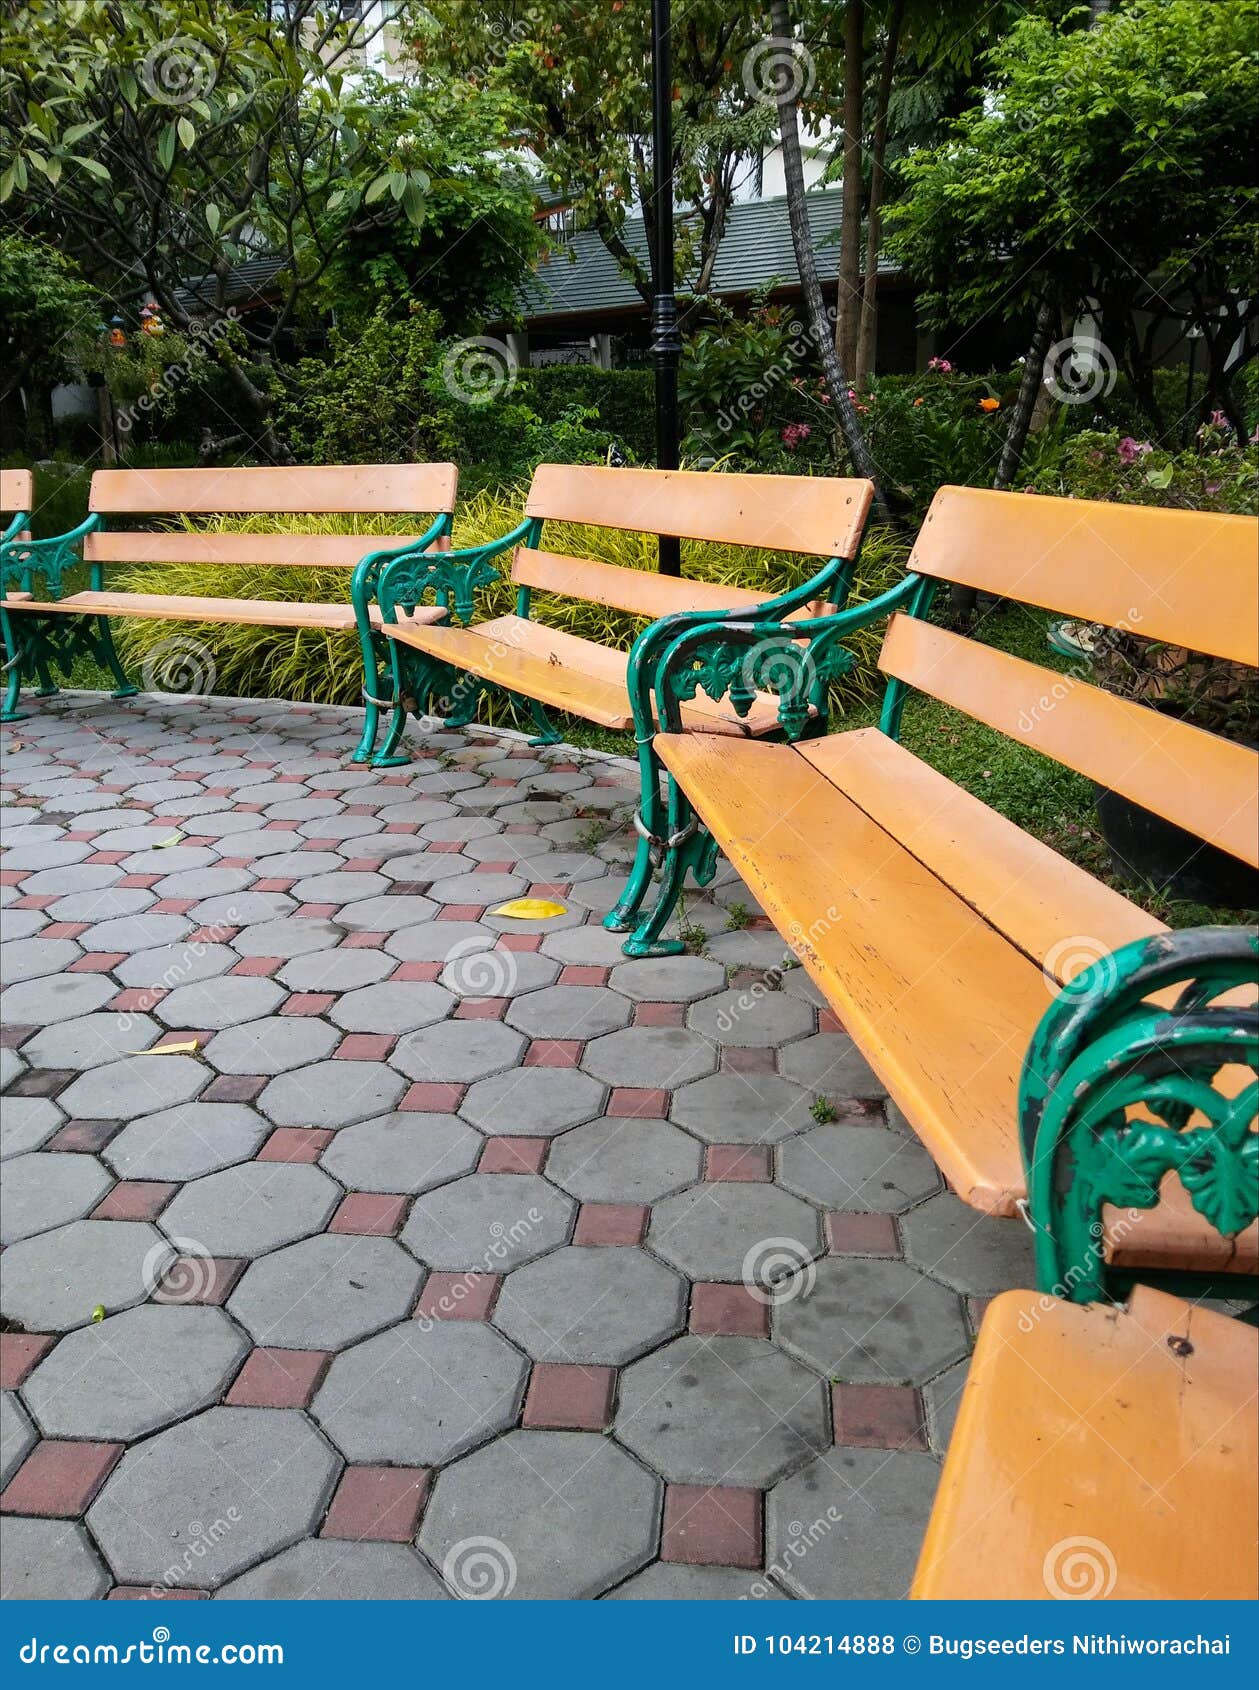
<box><xmin>607</xmin><ymin>955</ymin><xmax>727</xmax><ymax>1002</ymax></box>
<box><xmin>0</xmin><ymin>937</ymin><xmax>84</xmax><ymax>983</ymax></box>
<box><xmin>671</xmin><ymin>1072</ymin><xmax>815</xmax><ymax>1144</ymax></box>
<box><xmin>383</xmin><ymin>919</ymin><xmax>491</xmax><ymax>963</ymax></box>
<box><xmin>87</xmin><ymin>1407</ymin><xmax>341</xmax><ymax>1589</ymax></box>
<box><xmin>648</xmin><ymin>1182</ymin><xmax>821</xmax><ymax>1282</ymax></box>
<box><xmin>0</xmin><ymin>1219</ymin><xmax>172</xmax><ymax>1332</ymax></box>
<box><xmin>778</xmin><ymin>1123</ymin><xmax>941</xmax><ymax>1213</ymax></box>
<box><xmin>0</xmin><ymin>1096</ymin><xmax>63</xmax><ymax>1160</ymax></box>
<box><xmin>606</xmin><ymin>1565</ymin><xmax>788</xmax><ymax>1599</ymax></box>
<box><xmin>114</xmin><ymin>942</ymin><xmax>237</xmax><ymax>989</ymax></box>
<box><xmin>313</xmin><ymin>1320</ymin><xmax>527</xmax><ymax>1465</ymax></box>
<box><xmin>338</xmin><ymin>894</ymin><xmax>435</xmax><ymax>931</ymax></box>
<box><xmin>459</xmin><ymin>1069</ymin><xmax>605</xmax><ymax>1138</ymax></box>
<box><xmin>319</xmin><ymin>1112</ymin><xmax>481</xmax><ymax>1194</ymax></box>
<box><xmin>23</xmin><ymin>1305</ymin><xmax>248</xmax><ymax>1440</ymax></box>
<box><xmin>401</xmin><ymin>1173</ymin><xmax>574</xmax><ymax>1270</ymax></box>
<box><xmin>232</xmin><ymin>917</ymin><xmax>341</xmax><ymax>958</ymax></box>
<box><xmin>20</xmin><ymin>1013</ymin><xmax>161</xmax><ymax>1072</ymax></box>
<box><xmin>901</xmin><ymin>1191</ymin><xmax>1037</xmax><ymax>1296</ymax></box>
<box><xmin>0</xmin><ymin>972</ymin><xmax>115</xmax><ymax>1027</ymax></box>
<box><xmin>204</xmin><ymin>1015</ymin><xmax>339</xmax><ymax>1075</ymax></box>
<box><xmin>391</xmin><ymin>1019</ymin><xmax>525</xmax><ymax>1084</ymax></box>
<box><xmin>160</xmin><ymin>1163</ymin><xmax>340</xmax><ymax>1257</ymax></box>
<box><xmin>156</xmin><ymin>976</ymin><xmax>286</xmax><ymax>1031</ymax></box>
<box><xmin>0</xmin><ymin>1152</ymin><xmax>113</xmax><ymax>1244</ymax></box>
<box><xmin>82</xmin><ymin>912</ymin><xmax>192</xmax><ymax>952</ymax></box>
<box><xmin>581</xmin><ymin>1026</ymin><xmax>716</xmax><ymax>1087</ymax></box>
<box><xmin>505</xmin><ymin>985</ymin><xmax>631</xmax><ymax>1040</ymax></box>
<box><xmin>776</xmin><ymin>1258</ymin><xmax>970</xmax><ymax>1384</ymax></box>
<box><xmin>105</xmin><ymin>1103</ymin><xmax>270</xmax><ymax>1181</ymax></box>
<box><xmin>780</xmin><ymin>1030</ymin><xmax>888</xmax><ymax>1098</ymax></box>
<box><xmin>278</xmin><ymin>949</ymin><xmax>395</xmax><ymax>992</ymax></box>
<box><xmin>419</xmin><ymin>1430</ymin><xmax>660</xmax><ymax>1600</ymax></box>
<box><xmin>329</xmin><ymin>980</ymin><xmax>453</xmax><ymax>1035</ymax></box>
<box><xmin>617</xmin><ymin>1335</ymin><xmax>829</xmax><ymax>1486</ymax></box>
<box><xmin>217</xmin><ymin>1540</ymin><xmax>449</xmax><ymax>1600</ymax></box>
<box><xmin>495</xmin><ymin>1247</ymin><xmax>686</xmax><ymax>1363</ymax></box>
<box><xmin>540</xmin><ymin>925</ymin><xmax>628</xmax><ymax>966</ymax></box>
<box><xmin>258</xmin><ymin>1059</ymin><xmax>406</xmax><ymax>1128</ymax></box>
<box><xmin>767</xmin><ymin>1448</ymin><xmax>940</xmax><ymax>1599</ymax></box>
<box><xmin>687</xmin><ymin>987</ymin><xmax>815</xmax><ymax>1049</ymax></box>
<box><xmin>57</xmin><ymin>1053</ymin><xmax>210</xmax><ymax>1120</ymax></box>
<box><xmin>1</xmin><ymin>1391</ymin><xmax>36</xmax><ymax>1488</ymax></box>
<box><xmin>0</xmin><ymin>1519</ymin><xmax>111</xmax><ymax>1600</ymax></box>
<box><xmin>546</xmin><ymin>1116</ymin><xmax>702</xmax><ymax>1204</ymax></box>
<box><xmin>228</xmin><ymin>1233</ymin><xmax>422</xmax><ymax>1350</ymax></box>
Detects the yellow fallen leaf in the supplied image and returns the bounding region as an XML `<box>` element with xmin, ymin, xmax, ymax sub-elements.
<box><xmin>91</xmin><ymin>1305</ymin><xmax>106</xmax><ymax>1324</ymax></box>
<box><xmin>130</xmin><ymin>1039</ymin><xmax>201</xmax><ymax>1056</ymax></box>
<box><xmin>155</xmin><ymin>833</ymin><xmax>183</xmax><ymax>847</ymax></box>
<box><xmin>491</xmin><ymin>898</ymin><xmax>568</xmax><ymax>920</ymax></box>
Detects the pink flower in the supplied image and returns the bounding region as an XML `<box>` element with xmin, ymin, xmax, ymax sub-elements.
<box><xmin>927</xmin><ymin>356</ymin><xmax>953</xmax><ymax>373</ymax></box>
<box><xmin>1117</xmin><ymin>436</ymin><xmax>1152</xmax><ymax>464</ymax></box>
<box><xmin>780</xmin><ymin>423</ymin><xmax>812</xmax><ymax>449</ymax></box>
<box><xmin>1208</xmin><ymin>409</ymin><xmax>1228</xmax><ymax>429</ymax></box>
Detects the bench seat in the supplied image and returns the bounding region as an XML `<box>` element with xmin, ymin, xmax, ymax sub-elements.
<box><xmin>912</xmin><ymin>1285</ymin><xmax>1258</xmax><ymax>1599</ymax></box>
<box><xmin>7</xmin><ymin>591</ymin><xmax>446</xmax><ymax>634</ymax></box>
<box><xmin>653</xmin><ymin>725</ymin><xmax>1258</xmax><ymax>1276</ymax></box>
<box><xmin>383</xmin><ymin>612</ymin><xmax>793</xmax><ymax>737</ymax></box>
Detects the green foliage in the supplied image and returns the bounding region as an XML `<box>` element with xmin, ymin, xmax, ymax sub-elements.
<box><xmin>1023</xmin><ymin>428</ymin><xmax>1259</xmax><ymax>515</ymax></box>
<box><xmin>445</xmin><ymin>369</ymin><xmax>656</xmax><ymax>490</ymax></box>
<box><xmin>861</xmin><ymin>368</ymin><xmax>1015</xmax><ymax>521</ymax></box>
<box><xmin>681</xmin><ymin>301</ymin><xmax>835</xmax><ymax>471</ymax></box>
<box><xmin>0</xmin><ymin>232</ymin><xmax>97</xmax><ymax>397</ymax></box>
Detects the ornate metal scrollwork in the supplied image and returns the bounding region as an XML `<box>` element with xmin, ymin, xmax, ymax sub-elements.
<box><xmin>666</xmin><ymin>626</ymin><xmax>855</xmax><ymax>742</ymax></box>
<box><xmin>378</xmin><ymin>549</ymin><xmax>500</xmax><ymax>626</ymax></box>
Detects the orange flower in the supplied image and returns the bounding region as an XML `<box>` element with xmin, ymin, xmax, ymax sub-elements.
<box><xmin>978</xmin><ymin>397</ymin><xmax>1001</xmax><ymax>412</ymax></box>
<box><xmin>913</xmin><ymin>397</ymin><xmax>925</xmax><ymax>407</ymax></box>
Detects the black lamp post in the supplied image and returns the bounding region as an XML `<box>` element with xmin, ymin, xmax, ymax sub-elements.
<box><xmin>650</xmin><ymin>0</ymin><xmax>682</xmax><ymax>575</ymax></box>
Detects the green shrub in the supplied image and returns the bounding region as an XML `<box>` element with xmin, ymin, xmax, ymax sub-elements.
<box><xmin>517</xmin><ymin>368</ymin><xmax>656</xmax><ymax>461</ymax></box>
<box><xmin>1022</xmin><ymin>426</ymin><xmax>1258</xmax><ymax>514</ymax></box>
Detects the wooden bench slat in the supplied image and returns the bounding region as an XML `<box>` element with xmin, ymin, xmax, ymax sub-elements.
<box><xmin>796</xmin><ymin>728</ymin><xmax>1166</xmax><ymax>978</ymax></box>
<box><xmin>7</xmin><ymin>592</ymin><xmax>445</xmax><ymax>632</ymax></box>
<box><xmin>88</xmin><ymin>464</ymin><xmax>458</xmax><ymax>516</ymax></box>
<box><xmin>84</xmin><ymin>532</ymin><xmax>432</xmax><ymax>568</ymax></box>
<box><xmin>383</xmin><ymin>614</ymin><xmax>788</xmax><ymax>737</ymax></box>
<box><xmin>524</xmin><ymin>466</ymin><xmax>873</xmax><ymax>559</ymax></box>
<box><xmin>912</xmin><ymin>1286</ymin><xmax>1258</xmax><ymax>1599</ymax></box>
<box><xmin>511</xmin><ymin>548</ymin><xmax>804</xmax><ymax>621</ymax></box>
<box><xmin>0</xmin><ymin>468</ymin><xmax>35</xmax><ymax>514</ymax></box>
<box><xmin>910</xmin><ymin>486</ymin><xmax>1259</xmax><ymax>666</ymax></box>
<box><xmin>880</xmin><ymin>613</ymin><xmax>1259</xmax><ymax>867</ymax></box>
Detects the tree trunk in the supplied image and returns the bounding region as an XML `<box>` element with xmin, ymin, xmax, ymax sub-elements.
<box><xmin>854</xmin><ymin>0</ymin><xmax>904</xmax><ymax>388</ymax></box>
<box><xmin>770</xmin><ymin>0</ymin><xmax>892</xmax><ymax>523</ymax></box>
<box><xmin>836</xmin><ymin>0</ymin><xmax>865</xmax><ymax>375</ymax></box>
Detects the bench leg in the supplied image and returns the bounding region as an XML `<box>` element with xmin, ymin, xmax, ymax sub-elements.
<box><xmin>0</xmin><ymin>609</ymin><xmax>28</xmax><ymax>722</ymax></box>
<box><xmin>94</xmin><ymin>617</ymin><xmax>138</xmax><ymax>701</ymax></box>
<box><xmin>443</xmin><ymin>670</ymin><xmax>483</xmax><ymax>731</ymax></box>
<box><xmin>620</xmin><ymin>780</ymin><xmax>719</xmax><ymax>959</ymax></box>
<box><xmin>370</xmin><ymin>643</ymin><xmax>418</xmax><ymax>767</ymax></box>
<box><xmin>515</xmin><ymin>694</ymin><xmax>562</xmax><ymax>747</ymax></box>
<box><xmin>604</xmin><ymin>742</ymin><xmax>662</xmax><ymax>934</ymax></box>
<box><xmin>353</xmin><ymin>634</ymin><xmax>389</xmax><ymax>764</ymax></box>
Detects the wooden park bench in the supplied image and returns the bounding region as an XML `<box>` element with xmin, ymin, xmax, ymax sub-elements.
<box><xmin>365</xmin><ymin>465</ymin><xmax>873</xmax><ymax>772</ymax></box>
<box><xmin>0</xmin><ymin>464</ymin><xmax>458</xmax><ymax>757</ymax></box>
<box><xmin>625</xmin><ymin>487</ymin><xmax>1258</xmax><ymax>1297</ymax></box>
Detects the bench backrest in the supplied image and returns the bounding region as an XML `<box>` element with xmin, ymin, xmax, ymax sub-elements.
<box><xmin>83</xmin><ymin>464</ymin><xmax>458</xmax><ymax>568</ymax></box>
<box><xmin>0</xmin><ymin>468</ymin><xmax>34</xmax><ymax>521</ymax></box>
<box><xmin>883</xmin><ymin>486</ymin><xmax>1259</xmax><ymax>867</ymax></box>
<box><xmin>516</xmin><ymin>465</ymin><xmax>873</xmax><ymax>616</ymax></box>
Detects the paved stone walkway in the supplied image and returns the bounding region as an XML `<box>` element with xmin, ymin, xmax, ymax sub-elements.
<box><xmin>0</xmin><ymin>691</ymin><xmax>1036</xmax><ymax>1600</ymax></box>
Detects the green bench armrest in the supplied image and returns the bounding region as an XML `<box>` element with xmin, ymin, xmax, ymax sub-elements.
<box><xmin>1</xmin><ymin>513</ymin><xmax>102</xmax><ymax>599</ymax></box>
<box><xmin>374</xmin><ymin>518</ymin><xmax>537</xmax><ymax>627</ymax></box>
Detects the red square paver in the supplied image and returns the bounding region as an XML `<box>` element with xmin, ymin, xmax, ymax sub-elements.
<box><xmin>478</xmin><ymin>1137</ymin><xmax>547</xmax><ymax>1174</ymax></box>
<box><xmin>328</xmin><ymin>1193</ymin><xmax>410</xmax><ymax>1236</ymax></box>
<box><xmin>108</xmin><ymin>988</ymin><xmax>165</xmax><ymax>1014</ymax></box>
<box><xmin>825</xmin><ymin>1212</ymin><xmax>900</xmax><ymax>1257</ymax></box>
<box><xmin>832</xmin><ymin>1383</ymin><xmax>928</xmax><ymax>1451</ymax></box>
<box><xmin>527</xmin><ymin>883</ymin><xmax>569</xmax><ymax>899</ymax></box>
<box><xmin>400</xmin><ymin>1081</ymin><xmax>466</xmax><ymax>1113</ymax></box>
<box><xmin>522</xmin><ymin>1364</ymin><xmax>615</xmax><ymax>1431</ymax></box>
<box><xmin>46</xmin><ymin>1120</ymin><xmax>120</xmax><ymax>1154</ymax></box>
<box><xmin>154</xmin><ymin>1257</ymin><xmax>246</xmax><ymax>1306</ymax></box>
<box><xmin>818</xmin><ymin>1008</ymin><xmax>845</xmax><ymax>1035</ymax></box>
<box><xmin>256</xmin><ymin>1127</ymin><xmax>335</xmax><ymax>1163</ymax></box>
<box><xmin>294</xmin><ymin>903</ymin><xmax>338</xmax><ymax>919</ymax></box>
<box><xmin>705</xmin><ymin>1145</ymin><xmax>771</xmax><ymax>1183</ymax></box>
<box><xmin>573</xmin><ymin>1203</ymin><xmax>647</xmax><ymax>1246</ymax></box>
<box><xmin>202</xmin><ymin>1073</ymin><xmax>267</xmax><ymax>1103</ymax></box>
<box><xmin>438</xmin><ymin>905</ymin><xmax>486</xmax><ymax>923</ymax></box>
<box><xmin>0</xmin><ymin>1332</ymin><xmax>56</xmax><ymax>1389</ymax></box>
<box><xmin>722</xmin><ymin>1047</ymin><xmax>777</xmax><ymax>1074</ymax></box>
<box><xmin>478</xmin><ymin>860</ymin><xmax>515</xmax><ymax>874</ymax></box>
<box><xmin>557</xmin><ymin>965</ymin><xmax>609</xmax><ymax>987</ymax></box>
<box><xmin>321</xmin><ymin>1466</ymin><xmax>431</xmax><ymax>1542</ymax></box>
<box><xmin>497</xmin><ymin>934</ymin><xmax>542</xmax><ymax>952</ymax></box>
<box><xmin>452</xmin><ymin>998</ymin><xmax>508</xmax><ymax>1020</ymax></box>
<box><xmin>968</xmin><ymin>1295</ymin><xmax>993</xmax><ymax>1336</ymax></box>
<box><xmin>413</xmin><ymin>1273</ymin><xmax>500</xmax><ymax>1323</ymax></box>
<box><xmin>334</xmin><ymin>1034</ymin><xmax>396</xmax><ymax>1062</ymax></box>
<box><xmin>281</xmin><ymin>993</ymin><xmax>335</xmax><ymax>1017</ymax></box>
<box><xmin>91</xmin><ymin>1181</ymin><xmax>177</xmax><ymax>1222</ymax></box>
<box><xmin>0</xmin><ymin>1441</ymin><xmax>123</xmax><ymax>1518</ymax></box>
<box><xmin>230</xmin><ymin>958</ymin><xmax>283</xmax><ymax>977</ymax></box>
<box><xmin>342</xmin><ymin>931</ymin><xmax>388</xmax><ymax>949</ymax></box>
<box><xmin>0</xmin><ymin>1024</ymin><xmax>36</xmax><ymax>1049</ymax></box>
<box><xmin>607</xmin><ymin>1087</ymin><xmax>669</xmax><ymax>1118</ymax></box>
<box><xmin>40</xmin><ymin>922</ymin><xmax>89</xmax><ymax>940</ymax></box>
<box><xmin>225</xmin><ymin>1348</ymin><xmax>330</xmax><ymax>1408</ymax></box>
<box><xmin>661</xmin><ymin>1484</ymin><xmax>762</xmax><ymax>1568</ymax></box>
<box><xmin>633</xmin><ymin>1001</ymin><xmax>686</xmax><ymax>1027</ymax></box>
<box><xmin>69</xmin><ymin>953</ymin><xmax>127</xmax><ymax>973</ymax></box>
<box><xmin>390</xmin><ymin>961</ymin><xmax>442</xmax><ymax>982</ymax></box>
<box><xmin>689</xmin><ymin>1283</ymin><xmax>769</xmax><ymax>1338</ymax></box>
<box><xmin>7</xmin><ymin>1069</ymin><xmax>72</xmax><ymax>1099</ymax></box>
<box><xmin>523</xmin><ymin>1040</ymin><xmax>582</xmax><ymax>1068</ymax></box>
